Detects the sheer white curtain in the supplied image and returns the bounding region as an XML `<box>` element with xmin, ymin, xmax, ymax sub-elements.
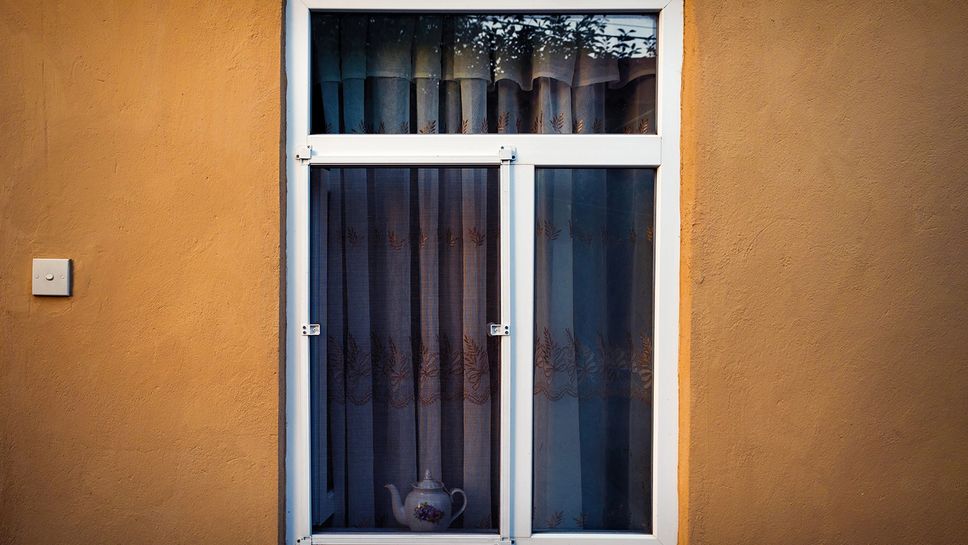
<box><xmin>312</xmin><ymin>16</ymin><xmax>501</xmax><ymax>531</ymax></box>
<box><xmin>532</xmin><ymin>165</ymin><xmax>654</xmax><ymax>533</ymax></box>
<box><xmin>311</xmin><ymin>163</ymin><xmax>500</xmax><ymax>531</ymax></box>
<box><xmin>311</xmin><ymin>15</ymin><xmax>657</xmax><ymax>136</ymax></box>
<box><xmin>310</xmin><ymin>14</ymin><xmax>656</xmax><ymax>533</ymax></box>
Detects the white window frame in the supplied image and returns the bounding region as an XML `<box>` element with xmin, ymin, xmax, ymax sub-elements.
<box><xmin>285</xmin><ymin>1</ymin><xmax>682</xmax><ymax>544</ymax></box>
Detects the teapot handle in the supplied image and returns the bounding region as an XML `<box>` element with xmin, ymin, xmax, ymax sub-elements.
<box><xmin>447</xmin><ymin>488</ymin><xmax>467</xmax><ymax>527</ymax></box>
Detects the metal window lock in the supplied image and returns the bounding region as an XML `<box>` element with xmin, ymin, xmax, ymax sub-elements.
<box><xmin>488</xmin><ymin>323</ymin><xmax>510</xmax><ymax>337</ymax></box>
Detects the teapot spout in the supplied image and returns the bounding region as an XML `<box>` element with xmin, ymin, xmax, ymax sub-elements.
<box><xmin>384</xmin><ymin>484</ymin><xmax>408</xmax><ymax>526</ymax></box>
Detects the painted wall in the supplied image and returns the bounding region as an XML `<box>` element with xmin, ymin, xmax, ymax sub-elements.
<box><xmin>0</xmin><ymin>1</ymin><xmax>283</xmax><ymax>544</ymax></box>
<box><xmin>680</xmin><ymin>0</ymin><xmax>968</xmax><ymax>543</ymax></box>
<box><xmin>1</xmin><ymin>1</ymin><xmax>966</xmax><ymax>544</ymax></box>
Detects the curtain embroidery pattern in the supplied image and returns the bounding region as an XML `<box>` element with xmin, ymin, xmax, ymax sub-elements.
<box><xmin>309</xmin><ymin>12</ymin><xmax>657</xmax><ymax>535</ymax></box>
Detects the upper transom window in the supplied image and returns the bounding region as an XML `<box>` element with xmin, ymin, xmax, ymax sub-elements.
<box><xmin>310</xmin><ymin>14</ymin><xmax>657</xmax><ymax>135</ymax></box>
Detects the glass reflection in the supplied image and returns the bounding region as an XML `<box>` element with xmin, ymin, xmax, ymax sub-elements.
<box><xmin>532</xmin><ymin>167</ymin><xmax>655</xmax><ymax>533</ymax></box>
<box><xmin>311</xmin><ymin>13</ymin><xmax>657</xmax><ymax>135</ymax></box>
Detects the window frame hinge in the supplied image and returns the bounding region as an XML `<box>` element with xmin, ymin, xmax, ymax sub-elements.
<box><xmin>301</xmin><ymin>323</ymin><xmax>321</xmax><ymax>336</ymax></box>
<box><xmin>295</xmin><ymin>144</ymin><xmax>313</xmax><ymax>162</ymax></box>
<box><xmin>496</xmin><ymin>538</ymin><xmax>515</xmax><ymax>545</ymax></box>
<box><xmin>296</xmin><ymin>536</ymin><xmax>312</xmax><ymax>545</ymax></box>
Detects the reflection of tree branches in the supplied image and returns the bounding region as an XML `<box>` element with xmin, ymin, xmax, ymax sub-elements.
<box><xmin>463</xmin><ymin>14</ymin><xmax>657</xmax><ymax>60</ymax></box>
<box><xmin>336</xmin><ymin>13</ymin><xmax>656</xmax><ymax>80</ymax></box>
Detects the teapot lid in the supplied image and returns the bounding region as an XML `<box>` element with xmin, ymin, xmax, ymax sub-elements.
<box><xmin>412</xmin><ymin>469</ymin><xmax>444</xmax><ymax>490</ymax></box>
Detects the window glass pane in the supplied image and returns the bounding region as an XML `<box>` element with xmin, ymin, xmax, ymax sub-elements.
<box><xmin>533</xmin><ymin>167</ymin><xmax>655</xmax><ymax>533</ymax></box>
<box><xmin>310</xmin><ymin>13</ymin><xmax>657</xmax><ymax>135</ymax></box>
<box><xmin>310</xmin><ymin>166</ymin><xmax>501</xmax><ymax>533</ymax></box>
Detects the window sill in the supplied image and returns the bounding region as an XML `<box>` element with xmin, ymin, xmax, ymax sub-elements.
<box><xmin>310</xmin><ymin>533</ymin><xmax>667</xmax><ymax>545</ymax></box>
<box><xmin>310</xmin><ymin>533</ymin><xmax>502</xmax><ymax>545</ymax></box>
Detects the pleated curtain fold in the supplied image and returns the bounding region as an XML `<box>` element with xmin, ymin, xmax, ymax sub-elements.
<box><xmin>310</xmin><ymin>14</ymin><xmax>656</xmax><ymax>533</ymax></box>
<box><xmin>311</xmin><ymin>15</ymin><xmax>656</xmax><ymax>136</ymax></box>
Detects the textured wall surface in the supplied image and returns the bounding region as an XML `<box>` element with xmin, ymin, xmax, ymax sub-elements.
<box><xmin>0</xmin><ymin>1</ymin><xmax>283</xmax><ymax>544</ymax></box>
<box><xmin>680</xmin><ymin>1</ymin><xmax>968</xmax><ymax>543</ymax></box>
<box><xmin>2</xmin><ymin>0</ymin><xmax>967</xmax><ymax>544</ymax></box>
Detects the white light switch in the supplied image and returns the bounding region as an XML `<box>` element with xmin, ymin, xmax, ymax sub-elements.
<box><xmin>32</xmin><ymin>258</ymin><xmax>72</xmax><ymax>296</ymax></box>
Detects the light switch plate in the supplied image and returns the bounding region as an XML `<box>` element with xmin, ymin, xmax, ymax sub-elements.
<box><xmin>32</xmin><ymin>258</ymin><xmax>72</xmax><ymax>296</ymax></box>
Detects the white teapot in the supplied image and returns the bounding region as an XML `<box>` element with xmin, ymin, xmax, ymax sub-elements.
<box><xmin>385</xmin><ymin>470</ymin><xmax>467</xmax><ymax>532</ymax></box>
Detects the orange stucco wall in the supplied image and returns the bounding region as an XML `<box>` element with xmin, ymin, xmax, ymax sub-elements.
<box><xmin>0</xmin><ymin>1</ymin><xmax>283</xmax><ymax>543</ymax></box>
<box><xmin>1</xmin><ymin>1</ymin><xmax>966</xmax><ymax>544</ymax></box>
<box><xmin>680</xmin><ymin>0</ymin><xmax>968</xmax><ymax>543</ymax></box>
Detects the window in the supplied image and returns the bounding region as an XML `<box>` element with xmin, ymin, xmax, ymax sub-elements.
<box><xmin>285</xmin><ymin>2</ymin><xmax>681</xmax><ymax>545</ymax></box>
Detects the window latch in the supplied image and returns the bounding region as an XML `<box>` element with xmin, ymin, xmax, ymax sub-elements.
<box><xmin>301</xmin><ymin>323</ymin><xmax>321</xmax><ymax>336</ymax></box>
<box><xmin>295</xmin><ymin>145</ymin><xmax>313</xmax><ymax>162</ymax></box>
<box><xmin>488</xmin><ymin>323</ymin><xmax>510</xmax><ymax>337</ymax></box>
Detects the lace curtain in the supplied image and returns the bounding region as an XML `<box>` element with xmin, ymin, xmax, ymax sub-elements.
<box><xmin>311</xmin><ymin>165</ymin><xmax>500</xmax><ymax>531</ymax></box>
<box><xmin>532</xmin><ymin>168</ymin><xmax>654</xmax><ymax>533</ymax></box>
<box><xmin>311</xmin><ymin>15</ymin><xmax>656</xmax><ymax>135</ymax></box>
<box><xmin>310</xmin><ymin>13</ymin><xmax>656</xmax><ymax>534</ymax></box>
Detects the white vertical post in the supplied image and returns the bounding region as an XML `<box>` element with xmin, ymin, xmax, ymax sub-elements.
<box><xmin>510</xmin><ymin>163</ymin><xmax>535</xmax><ymax>539</ymax></box>
<box><xmin>286</xmin><ymin>1</ymin><xmax>312</xmax><ymax>544</ymax></box>
<box><xmin>498</xmin><ymin>154</ymin><xmax>513</xmax><ymax>539</ymax></box>
<box><xmin>653</xmin><ymin>1</ymin><xmax>682</xmax><ymax>544</ymax></box>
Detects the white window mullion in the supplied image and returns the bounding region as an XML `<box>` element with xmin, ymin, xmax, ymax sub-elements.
<box><xmin>652</xmin><ymin>2</ymin><xmax>683</xmax><ymax>544</ymax></box>
<box><xmin>286</xmin><ymin>0</ymin><xmax>313</xmax><ymax>543</ymax></box>
<box><xmin>510</xmin><ymin>163</ymin><xmax>535</xmax><ymax>540</ymax></box>
<box><xmin>498</xmin><ymin>156</ymin><xmax>514</xmax><ymax>540</ymax></box>
<box><xmin>520</xmin><ymin>535</ymin><xmax>665</xmax><ymax>545</ymax></box>
<box><xmin>311</xmin><ymin>535</ymin><xmax>504</xmax><ymax>545</ymax></box>
<box><xmin>305</xmin><ymin>135</ymin><xmax>661</xmax><ymax>167</ymax></box>
<box><xmin>303</xmin><ymin>0</ymin><xmax>670</xmax><ymax>11</ymax></box>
